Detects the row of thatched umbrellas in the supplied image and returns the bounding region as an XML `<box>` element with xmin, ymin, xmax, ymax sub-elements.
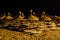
<box><xmin>0</xmin><ymin>10</ymin><xmax>59</xmax><ymax>34</ymax></box>
<box><xmin>0</xmin><ymin>10</ymin><xmax>52</xmax><ymax>21</ymax></box>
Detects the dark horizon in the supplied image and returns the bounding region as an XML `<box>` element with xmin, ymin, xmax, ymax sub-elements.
<box><xmin>0</xmin><ymin>0</ymin><xmax>60</xmax><ymax>16</ymax></box>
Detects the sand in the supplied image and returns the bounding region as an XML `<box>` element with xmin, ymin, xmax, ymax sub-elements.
<box><xmin>0</xmin><ymin>28</ymin><xmax>60</xmax><ymax>40</ymax></box>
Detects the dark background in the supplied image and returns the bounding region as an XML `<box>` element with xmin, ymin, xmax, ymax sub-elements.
<box><xmin>0</xmin><ymin>0</ymin><xmax>60</xmax><ymax>16</ymax></box>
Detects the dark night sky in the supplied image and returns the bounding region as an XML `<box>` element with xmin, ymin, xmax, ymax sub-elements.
<box><xmin>0</xmin><ymin>0</ymin><xmax>60</xmax><ymax>16</ymax></box>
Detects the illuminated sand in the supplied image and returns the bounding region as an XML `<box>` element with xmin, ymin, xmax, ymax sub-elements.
<box><xmin>0</xmin><ymin>28</ymin><xmax>60</xmax><ymax>40</ymax></box>
<box><xmin>0</xmin><ymin>10</ymin><xmax>60</xmax><ymax>40</ymax></box>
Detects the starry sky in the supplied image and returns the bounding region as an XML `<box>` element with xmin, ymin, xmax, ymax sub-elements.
<box><xmin>0</xmin><ymin>0</ymin><xmax>60</xmax><ymax>16</ymax></box>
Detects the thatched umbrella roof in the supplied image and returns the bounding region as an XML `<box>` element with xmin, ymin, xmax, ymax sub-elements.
<box><xmin>6</xmin><ymin>13</ymin><xmax>14</xmax><ymax>20</ymax></box>
<box><xmin>16</xmin><ymin>11</ymin><xmax>25</xmax><ymax>20</ymax></box>
<box><xmin>28</xmin><ymin>10</ymin><xmax>39</xmax><ymax>21</ymax></box>
<box><xmin>0</xmin><ymin>14</ymin><xmax>6</xmax><ymax>20</ymax></box>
